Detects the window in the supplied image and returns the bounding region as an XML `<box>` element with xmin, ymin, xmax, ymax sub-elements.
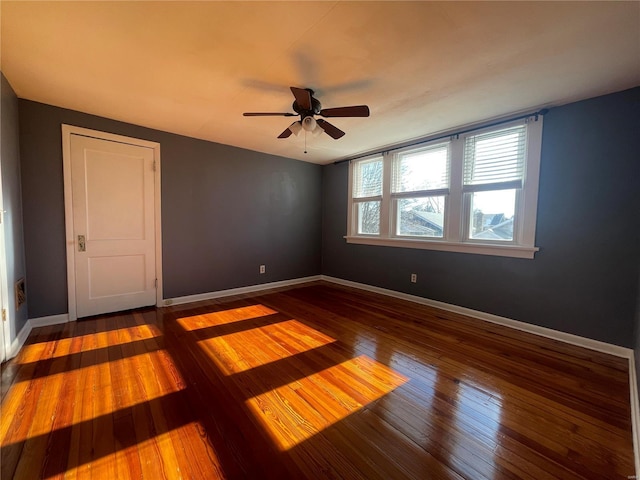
<box><xmin>346</xmin><ymin>116</ymin><xmax>543</xmax><ymax>258</ymax></box>
<box><xmin>463</xmin><ymin>124</ymin><xmax>526</xmax><ymax>242</ymax></box>
<box><xmin>352</xmin><ymin>156</ymin><xmax>383</xmax><ymax>235</ymax></box>
<box><xmin>392</xmin><ymin>143</ymin><xmax>449</xmax><ymax>238</ymax></box>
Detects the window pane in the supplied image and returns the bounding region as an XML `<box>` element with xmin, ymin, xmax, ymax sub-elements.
<box><xmin>392</xmin><ymin>144</ymin><xmax>449</xmax><ymax>193</ymax></box>
<box><xmin>397</xmin><ymin>197</ymin><xmax>445</xmax><ymax>237</ymax></box>
<box><xmin>469</xmin><ymin>189</ymin><xmax>516</xmax><ymax>241</ymax></box>
<box><xmin>357</xmin><ymin>201</ymin><xmax>380</xmax><ymax>234</ymax></box>
<box><xmin>353</xmin><ymin>158</ymin><xmax>383</xmax><ymax>198</ymax></box>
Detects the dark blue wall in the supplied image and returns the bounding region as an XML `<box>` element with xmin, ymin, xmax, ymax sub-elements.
<box><xmin>322</xmin><ymin>87</ymin><xmax>640</xmax><ymax>348</ymax></box>
<box><xmin>1</xmin><ymin>73</ymin><xmax>29</xmax><ymax>341</ymax></box>
<box><xmin>18</xmin><ymin>100</ymin><xmax>322</xmax><ymax>318</ymax></box>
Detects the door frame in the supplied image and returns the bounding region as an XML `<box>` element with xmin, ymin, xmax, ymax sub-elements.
<box><xmin>62</xmin><ymin>125</ymin><xmax>163</xmax><ymax>321</ymax></box>
<box><xmin>0</xmin><ymin>162</ymin><xmax>10</xmax><ymax>361</ymax></box>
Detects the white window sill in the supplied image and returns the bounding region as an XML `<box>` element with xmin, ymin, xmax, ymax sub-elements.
<box><xmin>344</xmin><ymin>236</ymin><xmax>539</xmax><ymax>259</ymax></box>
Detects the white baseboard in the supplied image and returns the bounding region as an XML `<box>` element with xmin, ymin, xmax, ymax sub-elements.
<box><xmin>164</xmin><ymin>275</ymin><xmax>322</xmax><ymax>306</ymax></box>
<box><xmin>8</xmin><ymin>321</ymin><xmax>32</xmax><ymax>359</ymax></box>
<box><xmin>30</xmin><ymin>313</ymin><xmax>70</xmax><ymax>328</ymax></box>
<box><xmin>6</xmin><ymin>314</ymin><xmax>70</xmax><ymax>360</ymax></box>
<box><xmin>321</xmin><ymin>275</ymin><xmax>632</xmax><ymax>358</ymax></box>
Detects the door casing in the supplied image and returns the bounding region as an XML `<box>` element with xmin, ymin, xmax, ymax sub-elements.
<box><xmin>62</xmin><ymin>125</ymin><xmax>163</xmax><ymax>321</ymax></box>
<box><xmin>0</xmin><ymin>164</ymin><xmax>9</xmax><ymax>360</ymax></box>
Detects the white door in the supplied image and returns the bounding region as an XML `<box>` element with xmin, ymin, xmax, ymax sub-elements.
<box><xmin>69</xmin><ymin>134</ymin><xmax>157</xmax><ymax>318</ymax></box>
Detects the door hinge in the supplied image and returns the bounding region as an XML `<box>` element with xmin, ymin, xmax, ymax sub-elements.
<box><xmin>155</xmin><ymin>278</ymin><xmax>158</xmax><ymax>289</ymax></box>
<box><xmin>152</xmin><ymin>160</ymin><xmax>156</xmax><ymax>172</ymax></box>
<box><xmin>2</xmin><ymin>309</ymin><xmax>6</xmax><ymax>321</ymax></box>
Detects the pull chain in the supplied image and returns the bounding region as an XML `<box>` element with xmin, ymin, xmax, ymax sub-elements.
<box><xmin>304</xmin><ymin>130</ymin><xmax>308</xmax><ymax>154</ymax></box>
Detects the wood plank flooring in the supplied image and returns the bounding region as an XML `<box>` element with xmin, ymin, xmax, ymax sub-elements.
<box><xmin>1</xmin><ymin>281</ymin><xmax>635</xmax><ymax>479</ymax></box>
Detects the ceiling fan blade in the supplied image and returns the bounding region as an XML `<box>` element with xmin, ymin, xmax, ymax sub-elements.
<box><xmin>319</xmin><ymin>105</ymin><xmax>370</xmax><ymax>118</ymax></box>
<box><xmin>278</xmin><ymin>127</ymin><xmax>293</xmax><ymax>138</ymax></box>
<box><xmin>317</xmin><ymin>119</ymin><xmax>346</xmax><ymax>139</ymax></box>
<box><xmin>243</xmin><ymin>112</ymin><xmax>297</xmax><ymax>117</ymax></box>
<box><xmin>278</xmin><ymin>121</ymin><xmax>302</xmax><ymax>138</ymax></box>
<box><xmin>290</xmin><ymin>87</ymin><xmax>312</xmax><ymax>111</ymax></box>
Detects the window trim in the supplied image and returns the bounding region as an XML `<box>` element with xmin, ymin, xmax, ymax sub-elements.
<box><xmin>345</xmin><ymin>116</ymin><xmax>543</xmax><ymax>259</ymax></box>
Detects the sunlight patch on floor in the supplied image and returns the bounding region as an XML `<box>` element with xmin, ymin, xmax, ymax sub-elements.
<box><xmin>0</xmin><ymin>351</ymin><xmax>184</xmax><ymax>444</ymax></box>
<box><xmin>196</xmin><ymin>319</ymin><xmax>336</xmax><ymax>375</ymax></box>
<box><xmin>176</xmin><ymin>304</ymin><xmax>278</xmax><ymax>331</ymax></box>
<box><xmin>246</xmin><ymin>355</ymin><xmax>408</xmax><ymax>451</ymax></box>
<box><xmin>16</xmin><ymin>325</ymin><xmax>162</xmax><ymax>363</ymax></box>
<box><xmin>55</xmin><ymin>428</ymin><xmax>197</xmax><ymax>480</ymax></box>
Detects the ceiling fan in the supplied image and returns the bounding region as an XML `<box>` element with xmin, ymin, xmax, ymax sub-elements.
<box><xmin>243</xmin><ymin>86</ymin><xmax>370</xmax><ymax>140</ymax></box>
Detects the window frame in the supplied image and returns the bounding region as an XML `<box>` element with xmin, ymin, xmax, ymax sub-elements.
<box><xmin>345</xmin><ymin>116</ymin><xmax>543</xmax><ymax>259</ymax></box>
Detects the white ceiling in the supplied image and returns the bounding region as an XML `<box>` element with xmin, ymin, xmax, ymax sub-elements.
<box><xmin>2</xmin><ymin>1</ymin><xmax>639</xmax><ymax>164</ymax></box>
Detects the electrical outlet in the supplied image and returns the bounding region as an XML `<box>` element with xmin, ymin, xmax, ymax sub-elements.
<box><xmin>410</xmin><ymin>273</ymin><xmax>417</xmax><ymax>283</ymax></box>
<box><xmin>260</xmin><ymin>265</ymin><xmax>266</xmax><ymax>274</ymax></box>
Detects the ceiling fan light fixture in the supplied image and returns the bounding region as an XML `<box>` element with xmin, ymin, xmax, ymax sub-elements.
<box><xmin>289</xmin><ymin>121</ymin><xmax>302</xmax><ymax>136</ymax></box>
<box><xmin>302</xmin><ymin>116</ymin><xmax>317</xmax><ymax>132</ymax></box>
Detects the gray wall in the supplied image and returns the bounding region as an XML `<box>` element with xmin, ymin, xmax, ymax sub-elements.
<box><xmin>322</xmin><ymin>87</ymin><xmax>640</xmax><ymax>348</ymax></box>
<box><xmin>19</xmin><ymin>100</ymin><xmax>322</xmax><ymax>318</ymax></box>
<box><xmin>0</xmin><ymin>73</ymin><xmax>28</xmax><ymax>341</ymax></box>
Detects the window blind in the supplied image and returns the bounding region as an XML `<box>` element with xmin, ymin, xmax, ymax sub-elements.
<box><xmin>353</xmin><ymin>157</ymin><xmax>383</xmax><ymax>198</ymax></box>
<box><xmin>392</xmin><ymin>143</ymin><xmax>450</xmax><ymax>194</ymax></box>
<box><xmin>463</xmin><ymin>125</ymin><xmax>526</xmax><ymax>191</ymax></box>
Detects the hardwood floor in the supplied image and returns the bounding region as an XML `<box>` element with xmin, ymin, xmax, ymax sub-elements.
<box><xmin>1</xmin><ymin>281</ymin><xmax>635</xmax><ymax>479</ymax></box>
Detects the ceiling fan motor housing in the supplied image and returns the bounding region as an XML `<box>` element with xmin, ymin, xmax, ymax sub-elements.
<box><xmin>293</xmin><ymin>89</ymin><xmax>322</xmax><ymax>117</ymax></box>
